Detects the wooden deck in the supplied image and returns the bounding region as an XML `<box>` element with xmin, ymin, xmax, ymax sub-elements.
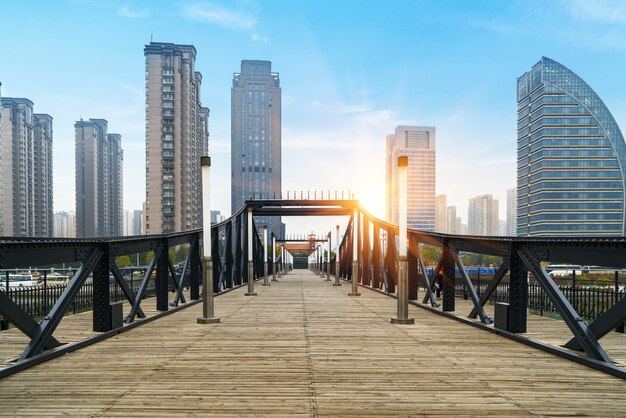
<box><xmin>1</xmin><ymin>270</ymin><xmax>626</xmax><ymax>416</ymax></box>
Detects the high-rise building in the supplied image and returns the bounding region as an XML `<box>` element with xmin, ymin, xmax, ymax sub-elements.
<box><xmin>499</xmin><ymin>220</ymin><xmax>507</xmax><ymax>236</ymax></box>
<box><xmin>144</xmin><ymin>42</ymin><xmax>209</xmax><ymax>234</ymax></box>
<box><xmin>1</xmin><ymin>97</ymin><xmax>53</xmax><ymax>237</ymax></box>
<box><xmin>506</xmin><ymin>188</ymin><xmax>517</xmax><ymax>236</ymax></box>
<box><xmin>386</xmin><ymin>126</ymin><xmax>436</xmax><ymax>230</ymax></box>
<box><xmin>133</xmin><ymin>210</ymin><xmax>142</xmax><ymax>235</ymax></box>
<box><xmin>446</xmin><ymin>205</ymin><xmax>462</xmax><ymax>234</ymax></box>
<box><xmin>517</xmin><ymin>57</ymin><xmax>626</xmax><ymax>236</ymax></box>
<box><xmin>468</xmin><ymin>194</ymin><xmax>499</xmax><ymax>236</ymax></box>
<box><xmin>54</xmin><ymin>211</ymin><xmax>76</xmax><ymax>238</ymax></box>
<box><xmin>436</xmin><ymin>194</ymin><xmax>447</xmax><ymax>232</ymax></box>
<box><xmin>123</xmin><ymin>210</ymin><xmax>132</xmax><ymax>236</ymax></box>
<box><xmin>231</xmin><ymin>60</ymin><xmax>283</xmax><ymax>237</ymax></box>
<box><xmin>75</xmin><ymin>119</ymin><xmax>123</xmax><ymax>238</ymax></box>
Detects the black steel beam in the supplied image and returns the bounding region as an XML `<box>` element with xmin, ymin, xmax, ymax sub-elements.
<box><xmin>172</xmin><ymin>238</ymin><xmax>194</xmax><ymax>307</ymax></box>
<box><xmin>167</xmin><ymin>257</ymin><xmax>186</xmax><ymax>304</ymax></box>
<box><xmin>252</xmin><ymin>208</ymin><xmax>353</xmax><ymax>216</ymax></box>
<box><xmin>518</xmin><ymin>247</ymin><xmax>611</xmax><ymax>363</ymax></box>
<box><xmin>563</xmin><ymin>295</ymin><xmax>626</xmax><ymax>351</ymax></box>
<box><xmin>20</xmin><ymin>247</ymin><xmax>103</xmax><ymax>360</ymax></box>
<box><xmin>0</xmin><ymin>291</ymin><xmax>61</xmax><ymax>348</ymax></box>
<box><xmin>110</xmin><ymin>264</ymin><xmax>145</xmax><ymax>318</ymax></box>
<box><xmin>468</xmin><ymin>261</ymin><xmax>509</xmax><ymax>319</ymax></box>
<box><xmin>452</xmin><ymin>251</ymin><xmax>491</xmax><ymax>324</ymax></box>
<box><xmin>126</xmin><ymin>242</ymin><xmax>163</xmax><ymax>323</ymax></box>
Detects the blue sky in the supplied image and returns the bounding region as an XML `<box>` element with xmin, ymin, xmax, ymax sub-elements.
<box><xmin>2</xmin><ymin>0</ymin><xmax>626</xmax><ymax>233</ymax></box>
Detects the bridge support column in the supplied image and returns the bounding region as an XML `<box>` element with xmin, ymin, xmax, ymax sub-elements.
<box><xmin>156</xmin><ymin>238</ymin><xmax>169</xmax><ymax>312</ymax></box>
<box><xmin>349</xmin><ymin>210</ymin><xmax>361</xmax><ymax>296</ymax></box>
<box><xmin>508</xmin><ymin>245</ymin><xmax>528</xmax><ymax>333</ymax></box>
<box><xmin>442</xmin><ymin>241</ymin><xmax>456</xmax><ymax>312</ymax></box>
<box><xmin>391</xmin><ymin>156</ymin><xmax>413</xmax><ymax>324</ymax></box>
<box><xmin>93</xmin><ymin>244</ymin><xmax>111</xmax><ymax>332</ymax></box>
<box><xmin>245</xmin><ymin>207</ymin><xmax>257</xmax><ymax>296</ymax></box>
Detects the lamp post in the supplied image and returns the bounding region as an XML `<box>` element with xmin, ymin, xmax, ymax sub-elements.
<box><xmin>197</xmin><ymin>156</ymin><xmax>220</xmax><ymax>324</ymax></box>
<box><xmin>262</xmin><ymin>226</ymin><xmax>269</xmax><ymax>286</ymax></box>
<box><xmin>326</xmin><ymin>231</ymin><xmax>331</xmax><ymax>281</ymax></box>
<box><xmin>349</xmin><ymin>210</ymin><xmax>361</xmax><ymax>296</ymax></box>
<box><xmin>245</xmin><ymin>207</ymin><xmax>257</xmax><ymax>296</ymax></box>
<box><xmin>272</xmin><ymin>234</ymin><xmax>278</xmax><ymax>281</ymax></box>
<box><xmin>334</xmin><ymin>224</ymin><xmax>341</xmax><ymax>286</ymax></box>
<box><xmin>391</xmin><ymin>155</ymin><xmax>414</xmax><ymax>324</ymax></box>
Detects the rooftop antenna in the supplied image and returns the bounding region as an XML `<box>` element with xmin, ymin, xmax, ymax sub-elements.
<box><xmin>151</xmin><ymin>33</ymin><xmax>153</xmax><ymax>42</ymax></box>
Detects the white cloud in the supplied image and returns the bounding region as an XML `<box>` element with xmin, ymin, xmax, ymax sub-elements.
<box><xmin>182</xmin><ymin>2</ymin><xmax>256</xmax><ymax>30</ymax></box>
<box><xmin>117</xmin><ymin>5</ymin><xmax>149</xmax><ymax>18</ymax></box>
<box><xmin>568</xmin><ymin>0</ymin><xmax>626</xmax><ymax>25</ymax></box>
<box><xmin>251</xmin><ymin>33</ymin><xmax>270</xmax><ymax>43</ymax></box>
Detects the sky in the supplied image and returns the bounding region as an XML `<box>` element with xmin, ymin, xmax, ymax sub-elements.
<box><xmin>2</xmin><ymin>0</ymin><xmax>626</xmax><ymax>236</ymax></box>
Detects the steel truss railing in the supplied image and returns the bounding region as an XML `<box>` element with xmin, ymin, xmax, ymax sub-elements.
<box><xmin>0</xmin><ymin>203</ymin><xmax>275</xmax><ymax>374</ymax></box>
<box><xmin>336</xmin><ymin>205</ymin><xmax>626</xmax><ymax>375</ymax></box>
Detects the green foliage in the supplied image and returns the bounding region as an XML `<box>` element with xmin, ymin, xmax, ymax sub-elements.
<box><xmin>175</xmin><ymin>244</ymin><xmax>189</xmax><ymax>263</ymax></box>
<box><xmin>420</xmin><ymin>245</ymin><xmax>442</xmax><ymax>266</ymax></box>
<box><xmin>460</xmin><ymin>253</ymin><xmax>502</xmax><ymax>267</ymax></box>
<box><xmin>141</xmin><ymin>250</ymin><xmax>155</xmax><ymax>265</ymax></box>
<box><xmin>115</xmin><ymin>255</ymin><xmax>132</xmax><ymax>268</ymax></box>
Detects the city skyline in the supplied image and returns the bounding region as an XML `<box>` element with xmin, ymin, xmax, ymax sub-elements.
<box><xmin>2</xmin><ymin>1</ymin><xmax>626</xmax><ymax>233</ymax></box>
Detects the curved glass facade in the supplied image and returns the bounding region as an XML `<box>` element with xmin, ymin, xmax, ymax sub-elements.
<box><xmin>517</xmin><ymin>57</ymin><xmax>626</xmax><ymax>236</ymax></box>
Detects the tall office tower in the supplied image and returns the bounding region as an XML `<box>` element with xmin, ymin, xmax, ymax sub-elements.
<box><xmin>144</xmin><ymin>42</ymin><xmax>209</xmax><ymax>234</ymax></box>
<box><xmin>468</xmin><ymin>194</ymin><xmax>499</xmax><ymax>236</ymax></box>
<box><xmin>1</xmin><ymin>97</ymin><xmax>53</xmax><ymax>237</ymax></box>
<box><xmin>34</xmin><ymin>114</ymin><xmax>54</xmax><ymax>236</ymax></box>
<box><xmin>123</xmin><ymin>210</ymin><xmax>132</xmax><ymax>236</ymax></box>
<box><xmin>54</xmin><ymin>211</ymin><xmax>76</xmax><ymax>238</ymax></box>
<box><xmin>506</xmin><ymin>188</ymin><xmax>517</xmax><ymax>236</ymax></box>
<box><xmin>107</xmin><ymin>133</ymin><xmax>123</xmax><ymax>236</ymax></box>
<box><xmin>517</xmin><ymin>57</ymin><xmax>626</xmax><ymax>236</ymax></box>
<box><xmin>436</xmin><ymin>194</ymin><xmax>447</xmax><ymax>232</ymax></box>
<box><xmin>499</xmin><ymin>220</ymin><xmax>507</xmax><ymax>236</ymax></box>
<box><xmin>231</xmin><ymin>60</ymin><xmax>283</xmax><ymax>237</ymax></box>
<box><xmin>446</xmin><ymin>205</ymin><xmax>459</xmax><ymax>234</ymax></box>
<box><xmin>75</xmin><ymin>119</ymin><xmax>123</xmax><ymax>238</ymax></box>
<box><xmin>133</xmin><ymin>209</ymin><xmax>142</xmax><ymax>235</ymax></box>
<box><xmin>386</xmin><ymin>126</ymin><xmax>436</xmax><ymax>230</ymax></box>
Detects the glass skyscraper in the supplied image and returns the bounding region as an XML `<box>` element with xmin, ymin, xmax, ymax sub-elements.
<box><xmin>231</xmin><ymin>60</ymin><xmax>283</xmax><ymax>238</ymax></box>
<box><xmin>517</xmin><ymin>57</ymin><xmax>626</xmax><ymax>236</ymax></box>
<box><xmin>386</xmin><ymin>126</ymin><xmax>436</xmax><ymax>231</ymax></box>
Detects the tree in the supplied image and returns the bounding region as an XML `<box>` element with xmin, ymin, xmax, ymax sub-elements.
<box><xmin>421</xmin><ymin>245</ymin><xmax>442</xmax><ymax>266</ymax></box>
<box><xmin>115</xmin><ymin>255</ymin><xmax>132</xmax><ymax>268</ymax></box>
<box><xmin>175</xmin><ymin>244</ymin><xmax>189</xmax><ymax>263</ymax></box>
<box><xmin>141</xmin><ymin>251</ymin><xmax>155</xmax><ymax>266</ymax></box>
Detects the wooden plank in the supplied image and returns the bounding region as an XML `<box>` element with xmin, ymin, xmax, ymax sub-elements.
<box><xmin>0</xmin><ymin>271</ymin><xmax>625</xmax><ymax>416</ymax></box>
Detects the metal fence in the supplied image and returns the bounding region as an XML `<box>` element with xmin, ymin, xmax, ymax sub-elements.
<box><xmin>1</xmin><ymin>276</ymin><xmax>188</xmax><ymax>326</ymax></box>
<box><xmin>448</xmin><ymin>273</ymin><xmax>626</xmax><ymax>330</ymax></box>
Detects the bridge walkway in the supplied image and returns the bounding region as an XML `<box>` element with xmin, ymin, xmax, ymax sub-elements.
<box><xmin>1</xmin><ymin>270</ymin><xmax>626</xmax><ymax>416</ymax></box>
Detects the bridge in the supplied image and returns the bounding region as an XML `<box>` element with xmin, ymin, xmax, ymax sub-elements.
<box><xmin>1</xmin><ymin>198</ymin><xmax>626</xmax><ymax>415</ymax></box>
